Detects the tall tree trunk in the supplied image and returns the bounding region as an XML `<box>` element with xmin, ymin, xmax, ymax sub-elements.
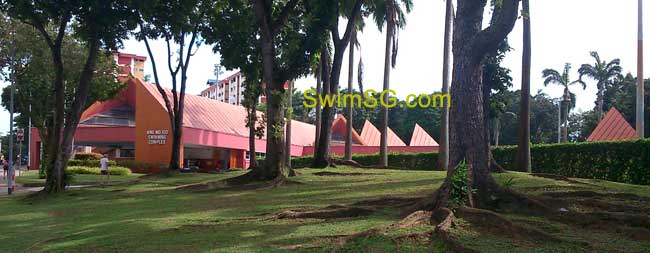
<box><xmin>380</xmin><ymin>18</ymin><xmax>394</xmax><ymax>169</ymax></box>
<box><xmin>437</xmin><ymin>0</ymin><xmax>453</xmax><ymax>171</ymax></box>
<box><xmin>314</xmin><ymin>56</ymin><xmax>323</xmax><ymax>150</ymax></box>
<box><xmin>313</xmin><ymin>0</ymin><xmax>363</xmax><ymax>168</ymax></box>
<box><xmin>427</xmin><ymin>0</ymin><xmax>521</xmax><ymax>210</ymax></box>
<box><xmin>285</xmin><ymin>80</ymin><xmax>293</xmax><ymax>168</ymax></box>
<box><xmin>248</xmin><ymin>101</ymin><xmax>258</xmax><ymax>169</ymax></box>
<box><xmin>637</xmin><ymin>0</ymin><xmax>644</xmax><ymax>138</ymax></box>
<box><xmin>517</xmin><ymin>0</ymin><xmax>532</xmax><ymax>173</ymax></box>
<box><xmin>597</xmin><ymin>83</ymin><xmax>604</xmax><ymax>120</ymax></box>
<box><xmin>561</xmin><ymin>92</ymin><xmax>569</xmax><ymax>143</ymax></box>
<box><xmin>345</xmin><ymin>31</ymin><xmax>356</xmax><ymax>161</ymax></box>
<box><xmin>53</xmin><ymin>38</ymin><xmax>100</xmax><ymax>190</ymax></box>
<box><xmin>494</xmin><ymin>118</ymin><xmax>500</xmax><ymax>146</ymax></box>
<box><xmin>313</xmin><ymin>48</ymin><xmax>333</xmax><ymax>167</ymax></box>
<box><xmin>44</xmin><ymin>44</ymin><xmax>65</xmax><ymax>193</ymax></box>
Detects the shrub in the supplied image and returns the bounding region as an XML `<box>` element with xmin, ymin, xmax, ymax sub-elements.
<box><xmin>292</xmin><ymin>152</ymin><xmax>438</xmax><ymax>171</ymax></box>
<box><xmin>66</xmin><ymin>166</ymin><xmax>132</xmax><ymax>176</ymax></box>
<box><xmin>116</xmin><ymin>160</ymin><xmax>166</xmax><ymax>174</ymax></box>
<box><xmin>68</xmin><ymin>159</ymin><xmax>117</xmax><ymax>167</ymax></box>
<box><xmin>74</xmin><ymin>152</ymin><xmax>103</xmax><ymax>160</ymax></box>
<box><xmin>492</xmin><ymin>139</ymin><xmax>650</xmax><ymax>185</ymax></box>
<box><xmin>293</xmin><ymin>139</ymin><xmax>650</xmax><ymax>185</ymax></box>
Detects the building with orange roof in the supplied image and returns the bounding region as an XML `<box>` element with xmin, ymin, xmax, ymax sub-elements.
<box><xmin>587</xmin><ymin>107</ymin><xmax>637</xmax><ymax>142</ymax></box>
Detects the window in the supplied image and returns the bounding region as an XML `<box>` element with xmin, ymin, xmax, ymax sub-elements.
<box><xmin>255</xmin><ymin>152</ymin><xmax>265</xmax><ymax>159</ymax></box>
<box><xmin>245</xmin><ymin>151</ymin><xmax>250</xmax><ymax>160</ymax></box>
<box><xmin>119</xmin><ymin>149</ymin><xmax>135</xmax><ymax>158</ymax></box>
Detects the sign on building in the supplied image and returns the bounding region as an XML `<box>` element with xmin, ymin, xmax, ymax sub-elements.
<box><xmin>147</xmin><ymin>129</ymin><xmax>168</xmax><ymax>145</ymax></box>
<box><xmin>16</xmin><ymin>128</ymin><xmax>24</xmax><ymax>142</ymax></box>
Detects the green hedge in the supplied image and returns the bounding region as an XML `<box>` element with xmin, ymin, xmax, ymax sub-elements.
<box><xmin>74</xmin><ymin>152</ymin><xmax>103</xmax><ymax>160</ymax></box>
<box><xmin>68</xmin><ymin>159</ymin><xmax>116</xmax><ymax>167</ymax></box>
<box><xmin>292</xmin><ymin>152</ymin><xmax>438</xmax><ymax>171</ymax></box>
<box><xmin>293</xmin><ymin>139</ymin><xmax>650</xmax><ymax>185</ymax></box>
<box><xmin>492</xmin><ymin>139</ymin><xmax>650</xmax><ymax>186</ymax></box>
<box><xmin>66</xmin><ymin>166</ymin><xmax>132</xmax><ymax>176</ymax></box>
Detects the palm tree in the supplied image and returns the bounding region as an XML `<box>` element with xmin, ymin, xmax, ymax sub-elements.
<box><xmin>577</xmin><ymin>51</ymin><xmax>622</xmax><ymax>120</ymax></box>
<box><xmin>517</xmin><ymin>0</ymin><xmax>532</xmax><ymax>172</ymax></box>
<box><xmin>345</xmin><ymin>15</ymin><xmax>365</xmax><ymax>162</ymax></box>
<box><xmin>437</xmin><ymin>0</ymin><xmax>453</xmax><ymax>171</ymax></box>
<box><xmin>372</xmin><ymin>0</ymin><xmax>412</xmax><ymax>168</ymax></box>
<box><xmin>542</xmin><ymin>63</ymin><xmax>585</xmax><ymax>142</ymax></box>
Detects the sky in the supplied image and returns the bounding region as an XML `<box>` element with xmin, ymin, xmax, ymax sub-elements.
<box><xmin>0</xmin><ymin>0</ymin><xmax>647</xmax><ymax>133</ymax></box>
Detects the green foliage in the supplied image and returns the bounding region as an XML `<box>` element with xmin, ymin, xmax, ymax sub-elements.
<box><xmin>449</xmin><ymin>161</ymin><xmax>474</xmax><ymax>208</ymax></box>
<box><xmin>293</xmin><ymin>152</ymin><xmax>438</xmax><ymax>170</ymax></box>
<box><xmin>493</xmin><ymin>139</ymin><xmax>650</xmax><ymax>185</ymax></box>
<box><xmin>74</xmin><ymin>153</ymin><xmax>103</xmax><ymax>160</ymax></box>
<box><xmin>295</xmin><ymin>139</ymin><xmax>650</xmax><ymax>186</ymax></box>
<box><xmin>115</xmin><ymin>160</ymin><xmax>166</xmax><ymax>174</ymax></box>
<box><xmin>66</xmin><ymin>166</ymin><xmax>132</xmax><ymax>176</ymax></box>
<box><xmin>68</xmin><ymin>159</ymin><xmax>117</xmax><ymax>167</ymax></box>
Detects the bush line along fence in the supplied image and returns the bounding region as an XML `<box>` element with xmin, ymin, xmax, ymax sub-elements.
<box><xmin>293</xmin><ymin>139</ymin><xmax>650</xmax><ymax>186</ymax></box>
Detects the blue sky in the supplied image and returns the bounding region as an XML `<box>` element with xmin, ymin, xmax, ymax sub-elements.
<box><xmin>0</xmin><ymin>0</ymin><xmax>646</xmax><ymax>133</ymax></box>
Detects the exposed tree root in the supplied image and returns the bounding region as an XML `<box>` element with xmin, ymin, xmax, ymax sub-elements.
<box><xmin>489</xmin><ymin>158</ymin><xmax>506</xmax><ymax>173</ymax></box>
<box><xmin>558</xmin><ymin>211</ymin><xmax>650</xmax><ymax>229</ymax></box>
<box><xmin>267</xmin><ymin>206</ymin><xmax>375</xmax><ymax>220</ymax></box>
<box><xmin>434</xmin><ymin>208</ymin><xmax>480</xmax><ymax>253</ymax></box>
<box><xmin>456</xmin><ymin>207</ymin><xmax>564</xmax><ymax>242</ymax></box>
<box><xmin>176</xmin><ymin>174</ymin><xmax>297</xmax><ymax>192</ymax></box>
<box><xmin>543</xmin><ymin>190</ymin><xmax>650</xmax><ymax>202</ymax></box>
<box><xmin>531</xmin><ymin>173</ymin><xmax>591</xmax><ymax>185</ymax></box>
<box><xmin>331</xmin><ymin>159</ymin><xmax>363</xmax><ymax>168</ymax></box>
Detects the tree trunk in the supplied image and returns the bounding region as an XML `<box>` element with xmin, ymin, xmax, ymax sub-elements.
<box><xmin>430</xmin><ymin>0</ymin><xmax>521</xmax><ymax>209</ymax></box>
<box><xmin>44</xmin><ymin>44</ymin><xmax>65</xmax><ymax>193</ymax></box>
<box><xmin>285</xmin><ymin>80</ymin><xmax>293</xmax><ymax>168</ymax></box>
<box><xmin>52</xmin><ymin>38</ymin><xmax>100</xmax><ymax>190</ymax></box>
<box><xmin>314</xmin><ymin>56</ymin><xmax>323</xmax><ymax>151</ymax></box>
<box><xmin>516</xmin><ymin>0</ymin><xmax>532</xmax><ymax>173</ymax></box>
<box><xmin>597</xmin><ymin>83</ymin><xmax>604</xmax><ymax>120</ymax></box>
<box><xmin>345</xmin><ymin>31</ymin><xmax>356</xmax><ymax>161</ymax></box>
<box><xmin>562</xmin><ymin>99</ymin><xmax>569</xmax><ymax>142</ymax></box>
<box><xmin>494</xmin><ymin>118</ymin><xmax>500</xmax><ymax>146</ymax></box>
<box><xmin>437</xmin><ymin>0</ymin><xmax>453</xmax><ymax>171</ymax></box>
<box><xmin>248</xmin><ymin>103</ymin><xmax>258</xmax><ymax>168</ymax></box>
<box><xmin>313</xmin><ymin>48</ymin><xmax>333</xmax><ymax>168</ymax></box>
<box><xmin>380</xmin><ymin>19</ymin><xmax>394</xmax><ymax>169</ymax></box>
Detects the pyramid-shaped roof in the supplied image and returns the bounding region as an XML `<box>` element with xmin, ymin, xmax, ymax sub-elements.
<box><xmin>359</xmin><ymin>120</ymin><xmax>406</xmax><ymax>146</ymax></box>
<box><xmin>330</xmin><ymin>114</ymin><xmax>365</xmax><ymax>145</ymax></box>
<box><xmin>587</xmin><ymin>107</ymin><xmax>637</xmax><ymax>142</ymax></box>
<box><xmin>409</xmin><ymin>123</ymin><xmax>439</xmax><ymax>146</ymax></box>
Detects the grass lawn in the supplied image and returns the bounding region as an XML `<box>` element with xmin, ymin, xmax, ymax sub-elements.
<box><xmin>1</xmin><ymin>167</ymin><xmax>649</xmax><ymax>252</ymax></box>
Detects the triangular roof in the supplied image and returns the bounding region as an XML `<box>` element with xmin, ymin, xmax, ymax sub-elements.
<box><xmin>409</xmin><ymin>123</ymin><xmax>439</xmax><ymax>146</ymax></box>
<box><xmin>587</xmin><ymin>107</ymin><xmax>637</xmax><ymax>142</ymax></box>
<box><xmin>331</xmin><ymin>114</ymin><xmax>365</xmax><ymax>145</ymax></box>
<box><xmin>359</xmin><ymin>120</ymin><xmax>406</xmax><ymax>146</ymax></box>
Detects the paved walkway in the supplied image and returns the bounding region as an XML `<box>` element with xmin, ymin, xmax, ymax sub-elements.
<box><xmin>0</xmin><ymin>170</ymin><xmax>42</xmax><ymax>196</ymax></box>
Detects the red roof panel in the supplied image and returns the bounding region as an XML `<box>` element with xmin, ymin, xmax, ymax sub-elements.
<box><xmin>140</xmin><ymin>80</ymin><xmax>315</xmax><ymax>146</ymax></box>
<box><xmin>359</xmin><ymin>120</ymin><xmax>406</xmax><ymax>147</ymax></box>
<box><xmin>409</xmin><ymin>123</ymin><xmax>439</xmax><ymax>147</ymax></box>
<box><xmin>587</xmin><ymin>107</ymin><xmax>637</xmax><ymax>142</ymax></box>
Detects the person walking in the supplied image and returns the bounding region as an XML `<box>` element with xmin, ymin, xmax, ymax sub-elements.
<box><xmin>1</xmin><ymin>155</ymin><xmax>7</xmax><ymax>180</ymax></box>
<box><xmin>99</xmin><ymin>154</ymin><xmax>110</xmax><ymax>185</ymax></box>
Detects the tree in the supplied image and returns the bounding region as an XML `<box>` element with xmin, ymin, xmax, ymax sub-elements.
<box><xmin>413</xmin><ymin>0</ymin><xmax>523</xmax><ymax>212</ymax></box>
<box><xmin>517</xmin><ymin>0</ymin><xmax>532</xmax><ymax>172</ymax></box>
<box><xmin>371</xmin><ymin>0</ymin><xmax>412</xmax><ymax>168</ymax></box>
<box><xmin>312</xmin><ymin>0</ymin><xmax>365</xmax><ymax>168</ymax></box>
<box><xmin>202</xmin><ymin>0</ymin><xmax>264</xmax><ymax>169</ymax></box>
<box><xmin>0</xmin><ymin>17</ymin><xmax>124</xmax><ymax>177</ymax></box>
<box><xmin>4</xmin><ymin>0</ymin><xmax>139</xmax><ymax>193</ymax></box>
<box><xmin>577</xmin><ymin>51</ymin><xmax>622</xmax><ymax>120</ymax></box>
<box><xmin>542</xmin><ymin>63</ymin><xmax>585</xmax><ymax>142</ymax></box>
<box><xmin>483</xmin><ymin>40</ymin><xmax>512</xmax><ymax>172</ymax></box>
<box><xmin>437</xmin><ymin>0</ymin><xmax>453</xmax><ymax>171</ymax></box>
<box><xmin>137</xmin><ymin>0</ymin><xmax>214</xmax><ymax>172</ymax></box>
<box><xmin>207</xmin><ymin>0</ymin><xmax>330</xmax><ymax>181</ymax></box>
